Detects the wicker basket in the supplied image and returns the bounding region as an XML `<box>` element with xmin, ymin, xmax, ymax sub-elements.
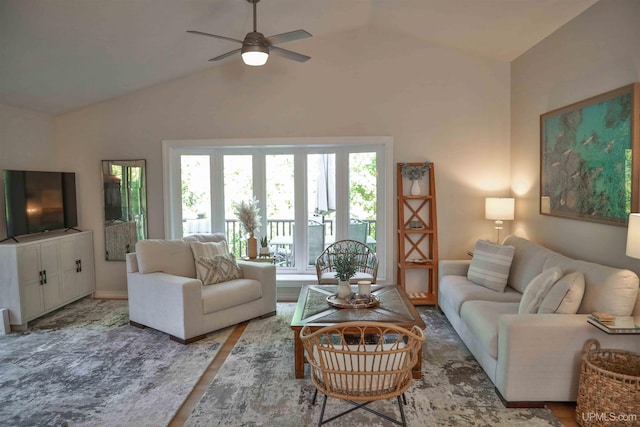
<box><xmin>576</xmin><ymin>339</ymin><xmax>640</xmax><ymax>427</ymax></box>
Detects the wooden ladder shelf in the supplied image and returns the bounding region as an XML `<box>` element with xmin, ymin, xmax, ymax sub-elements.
<box><xmin>397</xmin><ymin>162</ymin><xmax>439</xmax><ymax>306</ymax></box>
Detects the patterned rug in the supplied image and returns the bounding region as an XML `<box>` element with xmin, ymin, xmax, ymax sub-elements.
<box><xmin>186</xmin><ymin>303</ymin><xmax>562</xmax><ymax>427</ymax></box>
<box><xmin>0</xmin><ymin>298</ymin><xmax>232</xmax><ymax>427</ymax></box>
<box><xmin>0</xmin><ymin>299</ymin><xmax>563</xmax><ymax>426</ymax></box>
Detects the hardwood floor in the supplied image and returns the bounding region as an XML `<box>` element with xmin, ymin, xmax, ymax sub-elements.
<box><xmin>548</xmin><ymin>402</ymin><xmax>579</xmax><ymax>427</ymax></box>
<box><xmin>165</xmin><ymin>321</ymin><xmax>580</xmax><ymax>426</ymax></box>
<box><xmin>167</xmin><ymin>322</ymin><xmax>249</xmax><ymax>426</ymax></box>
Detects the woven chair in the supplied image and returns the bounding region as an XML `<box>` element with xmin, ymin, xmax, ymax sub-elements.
<box><xmin>315</xmin><ymin>239</ymin><xmax>378</xmax><ymax>284</ymax></box>
<box><xmin>300</xmin><ymin>321</ymin><xmax>425</xmax><ymax>426</ymax></box>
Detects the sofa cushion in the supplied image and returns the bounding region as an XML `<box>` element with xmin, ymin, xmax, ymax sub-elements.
<box><xmin>538</xmin><ymin>272</ymin><xmax>585</xmax><ymax>314</ymax></box>
<box><xmin>503</xmin><ymin>235</ymin><xmax>639</xmax><ymax>315</ymax></box>
<box><xmin>201</xmin><ymin>279</ymin><xmax>262</xmax><ymax>314</ymax></box>
<box><xmin>196</xmin><ymin>253</ymin><xmax>243</xmax><ymax>286</ymax></box>
<box><xmin>503</xmin><ymin>235</ymin><xmax>565</xmax><ymax>294</ymax></box>
<box><xmin>460</xmin><ymin>300</ymin><xmax>519</xmax><ymax>359</ymax></box>
<box><xmin>439</xmin><ymin>275</ymin><xmax>522</xmax><ymax>316</ymax></box>
<box><xmin>190</xmin><ymin>241</ymin><xmax>229</xmax><ymax>281</ymax></box>
<box><xmin>467</xmin><ymin>240</ymin><xmax>515</xmax><ymax>292</ymax></box>
<box><xmin>135</xmin><ymin>239</ymin><xmax>195</xmax><ymax>278</ymax></box>
<box><xmin>563</xmin><ymin>260</ymin><xmax>639</xmax><ymax>316</ymax></box>
<box><xmin>518</xmin><ymin>267</ymin><xmax>562</xmax><ymax>314</ymax></box>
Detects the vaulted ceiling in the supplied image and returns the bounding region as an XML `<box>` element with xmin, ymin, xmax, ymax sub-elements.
<box><xmin>0</xmin><ymin>0</ymin><xmax>598</xmax><ymax>115</ymax></box>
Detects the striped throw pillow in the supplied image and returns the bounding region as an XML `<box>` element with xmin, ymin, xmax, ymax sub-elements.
<box><xmin>467</xmin><ymin>240</ymin><xmax>515</xmax><ymax>292</ymax></box>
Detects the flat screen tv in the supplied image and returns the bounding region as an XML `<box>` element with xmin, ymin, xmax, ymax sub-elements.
<box><xmin>3</xmin><ymin>170</ymin><xmax>78</xmax><ymax>239</ymax></box>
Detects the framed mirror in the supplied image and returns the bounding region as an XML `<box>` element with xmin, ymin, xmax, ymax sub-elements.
<box><xmin>102</xmin><ymin>160</ymin><xmax>148</xmax><ymax>260</ymax></box>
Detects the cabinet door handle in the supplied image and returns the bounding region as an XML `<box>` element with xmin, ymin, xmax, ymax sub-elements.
<box><xmin>78</xmin><ymin>259</ymin><xmax>82</xmax><ymax>272</ymax></box>
<box><xmin>43</xmin><ymin>270</ymin><xmax>47</xmax><ymax>284</ymax></box>
<box><xmin>76</xmin><ymin>260</ymin><xmax>80</xmax><ymax>272</ymax></box>
<box><xmin>39</xmin><ymin>270</ymin><xmax>44</xmax><ymax>285</ymax></box>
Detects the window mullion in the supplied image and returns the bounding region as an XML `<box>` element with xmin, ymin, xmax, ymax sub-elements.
<box><xmin>294</xmin><ymin>152</ymin><xmax>307</xmax><ymax>272</ymax></box>
<box><xmin>334</xmin><ymin>148</ymin><xmax>350</xmax><ymax>240</ymax></box>
<box><xmin>253</xmin><ymin>152</ymin><xmax>267</xmax><ymax>235</ymax></box>
<box><xmin>210</xmin><ymin>151</ymin><xmax>225</xmax><ymax>232</ymax></box>
<box><xmin>167</xmin><ymin>147</ymin><xmax>182</xmax><ymax>238</ymax></box>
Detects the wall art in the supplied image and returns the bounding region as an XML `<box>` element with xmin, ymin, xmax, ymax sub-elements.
<box><xmin>540</xmin><ymin>83</ymin><xmax>639</xmax><ymax>225</ymax></box>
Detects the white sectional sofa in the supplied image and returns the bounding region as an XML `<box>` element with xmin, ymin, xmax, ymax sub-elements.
<box><xmin>126</xmin><ymin>233</ymin><xmax>276</xmax><ymax>344</ymax></box>
<box><xmin>438</xmin><ymin>235</ymin><xmax>640</xmax><ymax>406</ymax></box>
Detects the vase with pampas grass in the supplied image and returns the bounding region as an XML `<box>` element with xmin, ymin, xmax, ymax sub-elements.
<box><xmin>232</xmin><ymin>197</ymin><xmax>261</xmax><ymax>259</ymax></box>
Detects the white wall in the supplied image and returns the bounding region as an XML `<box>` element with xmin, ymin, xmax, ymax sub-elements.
<box><xmin>511</xmin><ymin>0</ymin><xmax>640</xmax><ymax>271</ymax></box>
<box><xmin>53</xmin><ymin>25</ymin><xmax>510</xmax><ymax>296</ymax></box>
<box><xmin>0</xmin><ymin>104</ymin><xmax>56</xmax><ymax>239</ymax></box>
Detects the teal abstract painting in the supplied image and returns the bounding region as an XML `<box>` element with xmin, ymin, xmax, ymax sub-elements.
<box><xmin>541</xmin><ymin>84</ymin><xmax>639</xmax><ymax>225</ymax></box>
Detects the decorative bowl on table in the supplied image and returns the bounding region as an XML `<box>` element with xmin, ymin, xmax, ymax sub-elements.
<box><xmin>326</xmin><ymin>293</ymin><xmax>379</xmax><ymax>309</ymax></box>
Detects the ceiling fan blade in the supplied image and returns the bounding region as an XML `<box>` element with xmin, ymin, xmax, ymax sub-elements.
<box><xmin>266</xmin><ymin>29</ymin><xmax>312</xmax><ymax>46</ymax></box>
<box><xmin>187</xmin><ymin>30</ymin><xmax>243</xmax><ymax>44</ymax></box>
<box><xmin>209</xmin><ymin>48</ymin><xmax>242</xmax><ymax>62</ymax></box>
<box><xmin>269</xmin><ymin>45</ymin><xmax>310</xmax><ymax>62</ymax></box>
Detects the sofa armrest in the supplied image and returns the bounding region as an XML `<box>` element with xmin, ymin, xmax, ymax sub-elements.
<box><xmin>127</xmin><ymin>271</ymin><xmax>202</xmax><ymax>340</ymax></box>
<box><xmin>438</xmin><ymin>260</ymin><xmax>471</xmax><ymax>280</ymax></box>
<box><xmin>496</xmin><ymin>314</ymin><xmax>640</xmax><ymax>402</ymax></box>
<box><xmin>238</xmin><ymin>260</ymin><xmax>275</xmax><ymax>283</ymax></box>
<box><xmin>126</xmin><ymin>252</ymin><xmax>138</xmax><ymax>273</ymax></box>
<box><xmin>237</xmin><ymin>261</ymin><xmax>277</xmax><ymax>311</ymax></box>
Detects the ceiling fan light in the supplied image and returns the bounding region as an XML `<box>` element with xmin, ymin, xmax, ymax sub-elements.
<box><xmin>241</xmin><ymin>33</ymin><xmax>269</xmax><ymax>66</ymax></box>
<box><xmin>241</xmin><ymin>50</ymin><xmax>269</xmax><ymax>66</ymax></box>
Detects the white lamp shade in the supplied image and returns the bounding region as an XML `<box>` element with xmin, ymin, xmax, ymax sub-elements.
<box><xmin>626</xmin><ymin>213</ymin><xmax>640</xmax><ymax>258</ymax></box>
<box><xmin>241</xmin><ymin>51</ymin><xmax>268</xmax><ymax>66</ymax></box>
<box><xmin>485</xmin><ymin>197</ymin><xmax>515</xmax><ymax>220</ymax></box>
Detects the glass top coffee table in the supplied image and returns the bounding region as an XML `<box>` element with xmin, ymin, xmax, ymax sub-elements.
<box><xmin>291</xmin><ymin>284</ymin><xmax>426</xmax><ymax>379</ymax></box>
<box><xmin>587</xmin><ymin>315</ymin><xmax>640</xmax><ymax>334</ymax></box>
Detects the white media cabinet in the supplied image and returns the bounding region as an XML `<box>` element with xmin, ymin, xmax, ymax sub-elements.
<box><xmin>0</xmin><ymin>229</ymin><xmax>95</xmax><ymax>330</ymax></box>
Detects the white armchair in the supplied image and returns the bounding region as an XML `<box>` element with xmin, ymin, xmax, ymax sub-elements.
<box><xmin>126</xmin><ymin>234</ymin><xmax>276</xmax><ymax>344</ymax></box>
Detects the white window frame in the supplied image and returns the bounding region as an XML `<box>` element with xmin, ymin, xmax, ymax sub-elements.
<box><xmin>162</xmin><ymin>137</ymin><xmax>394</xmax><ymax>283</ymax></box>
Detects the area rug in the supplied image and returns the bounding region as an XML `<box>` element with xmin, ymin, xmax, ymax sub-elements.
<box><xmin>0</xmin><ymin>298</ymin><xmax>232</xmax><ymax>427</ymax></box>
<box><xmin>185</xmin><ymin>303</ymin><xmax>562</xmax><ymax>426</ymax></box>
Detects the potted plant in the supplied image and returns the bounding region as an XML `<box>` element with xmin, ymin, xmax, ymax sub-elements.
<box><xmin>401</xmin><ymin>162</ymin><xmax>430</xmax><ymax>195</ymax></box>
<box><xmin>232</xmin><ymin>197</ymin><xmax>261</xmax><ymax>259</ymax></box>
<box><xmin>259</xmin><ymin>236</ymin><xmax>270</xmax><ymax>256</ymax></box>
<box><xmin>333</xmin><ymin>249</ymin><xmax>358</xmax><ymax>298</ymax></box>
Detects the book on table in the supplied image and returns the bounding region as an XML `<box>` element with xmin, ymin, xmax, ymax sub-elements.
<box><xmin>587</xmin><ymin>315</ymin><xmax>640</xmax><ymax>333</ymax></box>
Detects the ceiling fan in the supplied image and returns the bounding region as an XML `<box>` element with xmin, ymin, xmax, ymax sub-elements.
<box><xmin>187</xmin><ymin>0</ymin><xmax>311</xmax><ymax>66</ymax></box>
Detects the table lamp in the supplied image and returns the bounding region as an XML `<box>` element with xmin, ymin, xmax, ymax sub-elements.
<box><xmin>626</xmin><ymin>213</ymin><xmax>640</xmax><ymax>258</ymax></box>
<box><xmin>485</xmin><ymin>197</ymin><xmax>515</xmax><ymax>244</ymax></box>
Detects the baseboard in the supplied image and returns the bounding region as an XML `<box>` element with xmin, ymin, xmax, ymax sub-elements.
<box><xmin>94</xmin><ymin>289</ymin><xmax>301</xmax><ymax>302</ymax></box>
<box><xmin>93</xmin><ymin>290</ymin><xmax>129</xmax><ymax>300</ymax></box>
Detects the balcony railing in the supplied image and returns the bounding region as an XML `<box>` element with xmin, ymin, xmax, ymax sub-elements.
<box><xmin>183</xmin><ymin>218</ymin><xmax>376</xmax><ymax>261</ymax></box>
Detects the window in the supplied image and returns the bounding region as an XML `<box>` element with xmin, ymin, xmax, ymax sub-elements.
<box><xmin>181</xmin><ymin>155</ymin><xmax>210</xmax><ymax>236</ymax></box>
<box><xmin>224</xmin><ymin>155</ymin><xmax>253</xmax><ymax>255</ymax></box>
<box><xmin>266</xmin><ymin>154</ymin><xmax>295</xmax><ymax>266</ymax></box>
<box><xmin>163</xmin><ymin>137</ymin><xmax>393</xmax><ymax>281</ymax></box>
